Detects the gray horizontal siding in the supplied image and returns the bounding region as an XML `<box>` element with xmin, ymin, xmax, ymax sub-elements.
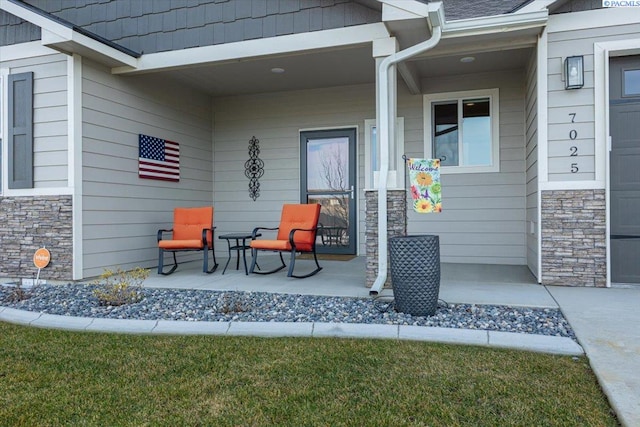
<box><xmin>21</xmin><ymin>0</ymin><xmax>380</xmax><ymax>54</ymax></box>
<box><xmin>546</xmin><ymin>20</ymin><xmax>640</xmax><ymax>182</ymax></box>
<box><xmin>411</xmin><ymin>69</ymin><xmax>528</xmax><ymax>265</ymax></box>
<box><xmin>212</xmin><ymin>70</ymin><xmax>529</xmax><ymax>266</ymax></box>
<box><xmin>0</xmin><ymin>53</ymin><xmax>69</xmax><ymax>188</ymax></box>
<box><xmin>212</xmin><ymin>83</ymin><xmax>375</xmax><ymax>255</ymax></box>
<box><xmin>81</xmin><ymin>59</ymin><xmax>213</xmax><ymax>277</ymax></box>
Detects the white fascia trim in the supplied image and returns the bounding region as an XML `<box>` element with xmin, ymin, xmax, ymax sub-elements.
<box><xmin>113</xmin><ymin>23</ymin><xmax>390</xmax><ymax>75</ymax></box>
<box><xmin>442</xmin><ymin>10</ymin><xmax>548</xmax><ymax>38</ymax></box>
<box><xmin>547</xmin><ymin>7</ymin><xmax>640</xmax><ymax>33</ymax></box>
<box><xmin>1</xmin><ymin>0</ymin><xmax>136</xmax><ymax>68</ymax></box>
<box><xmin>41</xmin><ymin>29</ymin><xmax>137</xmax><ymax>68</ymax></box>
<box><xmin>0</xmin><ymin>41</ymin><xmax>59</xmax><ymax>61</ymax></box>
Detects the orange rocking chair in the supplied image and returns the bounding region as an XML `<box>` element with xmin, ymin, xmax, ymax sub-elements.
<box><xmin>157</xmin><ymin>206</ymin><xmax>218</xmax><ymax>275</ymax></box>
<box><xmin>249</xmin><ymin>203</ymin><xmax>323</xmax><ymax>278</ymax></box>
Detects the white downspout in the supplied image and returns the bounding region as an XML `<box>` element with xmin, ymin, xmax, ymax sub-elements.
<box><xmin>369</xmin><ymin>24</ymin><xmax>442</xmax><ymax>296</ymax></box>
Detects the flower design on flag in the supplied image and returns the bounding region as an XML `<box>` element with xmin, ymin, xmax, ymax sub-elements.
<box><xmin>416</xmin><ymin>172</ymin><xmax>433</xmax><ymax>187</ymax></box>
<box><xmin>414</xmin><ymin>198</ymin><xmax>433</xmax><ymax>213</ymax></box>
<box><xmin>411</xmin><ymin>185</ymin><xmax>420</xmax><ymax>200</ymax></box>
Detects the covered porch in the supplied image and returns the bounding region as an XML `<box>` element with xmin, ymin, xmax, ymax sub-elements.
<box><xmin>68</xmin><ymin>1</ymin><xmax>546</xmax><ymax>285</ymax></box>
<box><xmin>143</xmin><ymin>257</ymin><xmax>551</xmax><ymax>308</ymax></box>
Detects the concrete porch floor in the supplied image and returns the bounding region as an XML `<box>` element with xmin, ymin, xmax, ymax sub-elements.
<box><xmin>144</xmin><ymin>255</ymin><xmax>556</xmax><ymax>308</ymax></box>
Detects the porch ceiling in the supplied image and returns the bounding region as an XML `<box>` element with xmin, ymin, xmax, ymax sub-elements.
<box><xmin>132</xmin><ymin>27</ymin><xmax>538</xmax><ymax>97</ymax></box>
<box><xmin>155</xmin><ymin>44</ymin><xmax>377</xmax><ymax>97</ymax></box>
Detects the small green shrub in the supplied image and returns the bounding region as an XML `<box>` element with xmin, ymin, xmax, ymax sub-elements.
<box><xmin>219</xmin><ymin>292</ymin><xmax>250</xmax><ymax>314</ymax></box>
<box><xmin>92</xmin><ymin>267</ymin><xmax>149</xmax><ymax>306</ymax></box>
<box><xmin>0</xmin><ymin>279</ymin><xmax>40</xmax><ymax>302</ymax></box>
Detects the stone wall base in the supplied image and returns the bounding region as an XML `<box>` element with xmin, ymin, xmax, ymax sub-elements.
<box><xmin>365</xmin><ymin>190</ymin><xmax>407</xmax><ymax>288</ymax></box>
<box><xmin>0</xmin><ymin>196</ymin><xmax>73</xmax><ymax>281</ymax></box>
<box><xmin>541</xmin><ymin>189</ymin><xmax>606</xmax><ymax>287</ymax></box>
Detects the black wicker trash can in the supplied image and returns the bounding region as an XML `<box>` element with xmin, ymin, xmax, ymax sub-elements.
<box><xmin>389</xmin><ymin>235</ymin><xmax>440</xmax><ymax>316</ymax></box>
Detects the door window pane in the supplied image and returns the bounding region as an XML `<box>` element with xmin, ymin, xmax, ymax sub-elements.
<box><xmin>308</xmin><ymin>194</ymin><xmax>350</xmax><ymax>247</ymax></box>
<box><xmin>624</xmin><ymin>69</ymin><xmax>640</xmax><ymax>96</ymax></box>
<box><xmin>306</xmin><ymin>137</ymin><xmax>349</xmax><ymax>192</ymax></box>
<box><xmin>433</xmin><ymin>102</ymin><xmax>458</xmax><ymax>166</ymax></box>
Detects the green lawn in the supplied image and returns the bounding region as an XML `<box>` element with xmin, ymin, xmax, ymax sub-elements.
<box><xmin>0</xmin><ymin>322</ymin><xmax>617</xmax><ymax>426</ymax></box>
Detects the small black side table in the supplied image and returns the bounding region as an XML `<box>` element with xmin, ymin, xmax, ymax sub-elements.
<box><xmin>219</xmin><ymin>233</ymin><xmax>261</xmax><ymax>275</ymax></box>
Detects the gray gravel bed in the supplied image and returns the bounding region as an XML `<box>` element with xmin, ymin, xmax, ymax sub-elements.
<box><xmin>0</xmin><ymin>283</ymin><xmax>575</xmax><ymax>340</ymax></box>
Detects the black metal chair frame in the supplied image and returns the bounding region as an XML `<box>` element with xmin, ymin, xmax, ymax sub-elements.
<box><xmin>249</xmin><ymin>227</ymin><xmax>322</xmax><ymax>279</ymax></box>
<box><xmin>157</xmin><ymin>227</ymin><xmax>218</xmax><ymax>275</ymax></box>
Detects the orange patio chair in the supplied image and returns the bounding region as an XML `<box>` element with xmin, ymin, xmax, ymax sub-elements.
<box><xmin>157</xmin><ymin>206</ymin><xmax>218</xmax><ymax>275</ymax></box>
<box><xmin>249</xmin><ymin>203</ymin><xmax>322</xmax><ymax>278</ymax></box>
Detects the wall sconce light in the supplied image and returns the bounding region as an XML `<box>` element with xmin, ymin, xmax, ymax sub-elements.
<box><xmin>564</xmin><ymin>55</ymin><xmax>584</xmax><ymax>89</ymax></box>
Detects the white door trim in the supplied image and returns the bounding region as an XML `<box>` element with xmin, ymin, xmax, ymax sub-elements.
<box><xmin>595</xmin><ymin>39</ymin><xmax>640</xmax><ymax>287</ymax></box>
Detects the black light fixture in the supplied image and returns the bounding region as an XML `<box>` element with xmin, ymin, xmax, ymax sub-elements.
<box><xmin>564</xmin><ymin>55</ymin><xmax>584</xmax><ymax>89</ymax></box>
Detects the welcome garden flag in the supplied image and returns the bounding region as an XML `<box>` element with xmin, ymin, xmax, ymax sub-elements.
<box><xmin>408</xmin><ymin>158</ymin><xmax>442</xmax><ymax>213</ymax></box>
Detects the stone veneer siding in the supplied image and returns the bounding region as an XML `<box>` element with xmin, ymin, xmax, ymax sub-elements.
<box><xmin>0</xmin><ymin>196</ymin><xmax>73</xmax><ymax>280</ymax></box>
<box><xmin>541</xmin><ymin>189</ymin><xmax>606</xmax><ymax>287</ymax></box>
<box><xmin>365</xmin><ymin>190</ymin><xmax>407</xmax><ymax>288</ymax></box>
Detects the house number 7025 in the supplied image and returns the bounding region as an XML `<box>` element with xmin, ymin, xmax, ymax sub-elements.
<box><xmin>569</xmin><ymin>113</ymin><xmax>578</xmax><ymax>173</ymax></box>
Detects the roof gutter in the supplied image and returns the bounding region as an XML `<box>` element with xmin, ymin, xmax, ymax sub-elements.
<box><xmin>369</xmin><ymin>3</ymin><xmax>443</xmax><ymax>296</ymax></box>
<box><xmin>441</xmin><ymin>10</ymin><xmax>548</xmax><ymax>38</ymax></box>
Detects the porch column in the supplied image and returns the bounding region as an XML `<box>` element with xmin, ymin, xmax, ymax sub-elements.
<box><xmin>365</xmin><ymin>189</ymin><xmax>407</xmax><ymax>288</ymax></box>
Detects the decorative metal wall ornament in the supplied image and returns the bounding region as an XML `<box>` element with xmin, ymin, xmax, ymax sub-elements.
<box><xmin>244</xmin><ymin>136</ymin><xmax>264</xmax><ymax>201</ymax></box>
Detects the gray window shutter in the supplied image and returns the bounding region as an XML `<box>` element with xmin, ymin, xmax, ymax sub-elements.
<box><xmin>8</xmin><ymin>72</ymin><xmax>34</xmax><ymax>189</ymax></box>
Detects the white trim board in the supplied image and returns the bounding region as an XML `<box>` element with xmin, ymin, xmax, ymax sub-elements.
<box><xmin>68</xmin><ymin>54</ymin><xmax>83</xmax><ymax>280</ymax></box>
<box><xmin>0</xmin><ymin>41</ymin><xmax>59</xmax><ymax>62</ymax></box>
<box><xmin>593</xmin><ymin>38</ymin><xmax>640</xmax><ymax>288</ymax></box>
<box><xmin>536</xmin><ymin>29</ymin><xmax>548</xmax><ymax>284</ymax></box>
<box><xmin>547</xmin><ymin>7</ymin><xmax>640</xmax><ymax>33</ymax></box>
<box><xmin>113</xmin><ymin>23</ymin><xmax>390</xmax><ymax>75</ymax></box>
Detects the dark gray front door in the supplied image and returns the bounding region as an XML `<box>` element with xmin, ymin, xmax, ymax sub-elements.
<box><xmin>300</xmin><ymin>128</ymin><xmax>357</xmax><ymax>255</ymax></box>
<box><xmin>610</xmin><ymin>56</ymin><xmax>640</xmax><ymax>284</ymax></box>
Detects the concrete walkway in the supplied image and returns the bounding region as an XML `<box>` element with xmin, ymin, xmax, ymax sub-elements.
<box><xmin>546</xmin><ymin>285</ymin><xmax>640</xmax><ymax>427</ymax></box>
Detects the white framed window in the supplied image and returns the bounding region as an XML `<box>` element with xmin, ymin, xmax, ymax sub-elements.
<box><xmin>364</xmin><ymin>117</ymin><xmax>404</xmax><ymax>189</ymax></box>
<box><xmin>423</xmin><ymin>88</ymin><xmax>499</xmax><ymax>174</ymax></box>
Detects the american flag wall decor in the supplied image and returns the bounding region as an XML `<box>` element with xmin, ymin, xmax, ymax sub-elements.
<box><xmin>138</xmin><ymin>134</ymin><xmax>180</xmax><ymax>182</ymax></box>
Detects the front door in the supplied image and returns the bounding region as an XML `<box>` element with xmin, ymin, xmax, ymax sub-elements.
<box><xmin>300</xmin><ymin>128</ymin><xmax>357</xmax><ymax>255</ymax></box>
<box><xmin>610</xmin><ymin>56</ymin><xmax>640</xmax><ymax>284</ymax></box>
